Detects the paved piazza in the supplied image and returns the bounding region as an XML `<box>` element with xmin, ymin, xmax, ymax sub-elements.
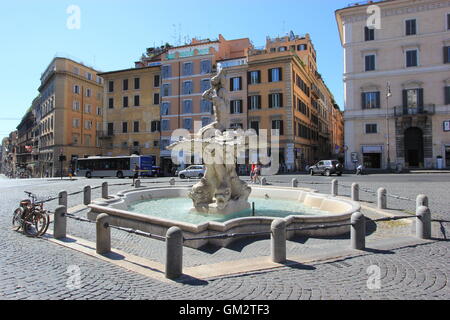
<box><xmin>0</xmin><ymin>173</ymin><xmax>449</xmax><ymax>300</ymax></box>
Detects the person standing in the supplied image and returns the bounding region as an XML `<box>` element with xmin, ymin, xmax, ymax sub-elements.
<box><xmin>132</xmin><ymin>163</ymin><xmax>140</xmax><ymax>186</ymax></box>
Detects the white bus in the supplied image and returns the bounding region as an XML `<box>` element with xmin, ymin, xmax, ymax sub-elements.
<box><xmin>76</xmin><ymin>155</ymin><xmax>155</xmax><ymax>178</ymax></box>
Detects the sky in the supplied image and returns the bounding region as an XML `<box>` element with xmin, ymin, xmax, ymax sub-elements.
<box><xmin>0</xmin><ymin>0</ymin><xmax>351</xmax><ymax>141</ymax></box>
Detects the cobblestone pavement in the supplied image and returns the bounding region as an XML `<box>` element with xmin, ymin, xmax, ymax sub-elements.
<box><xmin>0</xmin><ymin>174</ymin><xmax>449</xmax><ymax>300</ymax></box>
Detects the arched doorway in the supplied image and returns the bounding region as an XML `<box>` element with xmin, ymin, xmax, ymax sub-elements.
<box><xmin>404</xmin><ymin>127</ymin><xmax>424</xmax><ymax>167</ymax></box>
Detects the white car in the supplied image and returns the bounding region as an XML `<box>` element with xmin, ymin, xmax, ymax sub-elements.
<box><xmin>178</xmin><ymin>165</ymin><xmax>206</xmax><ymax>179</ymax></box>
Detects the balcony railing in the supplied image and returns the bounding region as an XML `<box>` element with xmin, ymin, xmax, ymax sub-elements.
<box><xmin>394</xmin><ymin>104</ymin><xmax>435</xmax><ymax>117</ymax></box>
<box><xmin>97</xmin><ymin>130</ymin><xmax>114</xmax><ymax>139</ymax></box>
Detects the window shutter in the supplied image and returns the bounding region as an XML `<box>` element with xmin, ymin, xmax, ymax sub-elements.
<box><xmin>445</xmin><ymin>87</ymin><xmax>450</xmax><ymax>105</ymax></box>
<box><xmin>280</xmin><ymin>121</ymin><xmax>284</xmax><ymax>135</ymax></box>
<box><xmin>248</xmin><ymin>96</ymin><xmax>251</xmax><ymax>109</ymax></box>
<box><xmin>258</xmin><ymin>95</ymin><xmax>261</xmax><ymax>109</ymax></box>
<box><xmin>268</xmin><ymin>69</ymin><xmax>272</xmax><ymax>82</ymax></box>
<box><xmin>239</xmin><ymin>100</ymin><xmax>243</xmax><ymax>113</ymax></box>
<box><xmin>375</xmin><ymin>92</ymin><xmax>380</xmax><ymax>109</ymax></box>
<box><xmin>402</xmin><ymin>90</ymin><xmax>407</xmax><ymax>108</ymax></box>
<box><xmin>257</xmin><ymin>71</ymin><xmax>261</xmax><ymax>83</ymax></box>
<box><xmin>364</xmin><ymin>27</ymin><xmax>368</xmax><ymax>41</ymax></box>
<box><xmin>278</xmin><ymin>68</ymin><xmax>282</xmax><ymax>81</ymax></box>
<box><xmin>247</xmin><ymin>72</ymin><xmax>251</xmax><ymax>84</ymax></box>
<box><xmin>279</xmin><ymin>94</ymin><xmax>283</xmax><ymax>107</ymax></box>
<box><xmin>239</xmin><ymin>77</ymin><xmax>242</xmax><ymax>90</ymax></box>
<box><xmin>418</xmin><ymin>88</ymin><xmax>424</xmax><ymax>107</ymax></box>
<box><xmin>230</xmin><ymin>78</ymin><xmax>234</xmax><ymax>91</ymax></box>
<box><xmin>361</xmin><ymin>93</ymin><xmax>366</xmax><ymax>109</ymax></box>
<box><xmin>230</xmin><ymin>101</ymin><xmax>234</xmax><ymax>114</ymax></box>
<box><xmin>444</xmin><ymin>46</ymin><xmax>449</xmax><ymax>64</ymax></box>
<box><xmin>268</xmin><ymin>94</ymin><xmax>273</xmax><ymax>108</ymax></box>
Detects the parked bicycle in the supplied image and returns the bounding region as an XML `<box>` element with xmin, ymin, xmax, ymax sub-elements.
<box><xmin>12</xmin><ymin>191</ymin><xmax>50</xmax><ymax>237</ymax></box>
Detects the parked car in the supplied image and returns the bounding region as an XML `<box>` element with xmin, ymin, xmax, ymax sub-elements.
<box><xmin>308</xmin><ymin>160</ymin><xmax>343</xmax><ymax>176</ymax></box>
<box><xmin>178</xmin><ymin>165</ymin><xmax>206</xmax><ymax>179</ymax></box>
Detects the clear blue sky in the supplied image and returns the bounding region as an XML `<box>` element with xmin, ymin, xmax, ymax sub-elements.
<box><xmin>0</xmin><ymin>0</ymin><xmax>351</xmax><ymax>141</ymax></box>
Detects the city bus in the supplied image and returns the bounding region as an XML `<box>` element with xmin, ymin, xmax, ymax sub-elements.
<box><xmin>75</xmin><ymin>155</ymin><xmax>155</xmax><ymax>178</ymax></box>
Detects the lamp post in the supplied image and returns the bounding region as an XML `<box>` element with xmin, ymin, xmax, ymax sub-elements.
<box><xmin>386</xmin><ymin>82</ymin><xmax>392</xmax><ymax>170</ymax></box>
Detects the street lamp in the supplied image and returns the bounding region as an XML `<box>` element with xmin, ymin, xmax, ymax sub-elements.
<box><xmin>386</xmin><ymin>82</ymin><xmax>392</xmax><ymax>170</ymax></box>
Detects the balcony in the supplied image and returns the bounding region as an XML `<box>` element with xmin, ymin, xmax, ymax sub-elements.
<box><xmin>97</xmin><ymin>130</ymin><xmax>114</xmax><ymax>139</ymax></box>
<box><xmin>394</xmin><ymin>104</ymin><xmax>435</xmax><ymax>117</ymax></box>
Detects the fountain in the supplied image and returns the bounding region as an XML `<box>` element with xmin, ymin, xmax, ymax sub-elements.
<box><xmin>166</xmin><ymin>68</ymin><xmax>251</xmax><ymax>215</ymax></box>
<box><xmin>87</xmin><ymin>70</ymin><xmax>361</xmax><ymax>249</ymax></box>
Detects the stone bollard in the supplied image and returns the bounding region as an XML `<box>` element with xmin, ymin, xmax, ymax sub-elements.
<box><xmin>331</xmin><ymin>179</ymin><xmax>338</xmax><ymax>197</ymax></box>
<box><xmin>169</xmin><ymin>178</ymin><xmax>175</xmax><ymax>186</ymax></box>
<box><xmin>134</xmin><ymin>179</ymin><xmax>141</xmax><ymax>188</ymax></box>
<box><xmin>102</xmin><ymin>182</ymin><xmax>108</xmax><ymax>199</ymax></box>
<box><xmin>351</xmin><ymin>211</ymin><xmax>365</xmax><ymax>250</ymax></box>
<box><xmin>291</xmin><ymin>178</ymin><xmax>298</xmax><ymax>188</ymax></box>
<box><xmin>83</xmin><ymin>185</ymin><xmax>91</xmax><ymax>205</ymax></box>
<box><xmin>416</xmin><ymin>194</ymin><xmax>428</xmax><ymax>210</ymax></box>
<box><xmin>165</xmin><ymin>227</ymin><xmax>183</xmax><ymax>279</ymax></box>
<box><xmin>261</xmin><ymin>177</ymin><xmax>267</xmax><ymax>186</ymax></box>
<box><xmin>53</xmin><ymin>205</ymin><xmax>67</xmax><ymax>239</ymax></box>
<box><xmin>351</xmin><ymin>183</ymin><xmax>359</xmax><ymax>202</ymax></box>
<box><xmin>377</xmin><ymin>188</ymin><xmax>387</xmax><ymax>209</ymax></box>
<box><xmin>96</xmin><ymin>213</ymin><xmax>111</xmax><ymax>254</ymax></box>
<box><xmin>58</xmin><ymin>191</ymin><xmax>67</xmax><ymax>208</ymax></box>
<box><xmin>416</xmin><ymin>206</ymin><xmax>431</xmax><ymax>240</ymax></box>
<box><xmin>271</xmin><ymin>219</ymin><xmax>287</xmax><ymax>263</ymax></box>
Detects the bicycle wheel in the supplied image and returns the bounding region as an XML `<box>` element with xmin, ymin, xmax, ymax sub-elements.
<box><xmin>23</xmin><ymin>212</ymin><xmax>48</xmax><ymax>237</ymax></box>
<box><xmin>40</xmin><ymin>211</ymin><xmax>50</xmax><ymax>236</ymax></box>
<box><xmin>12</xmin><ymin>207</ymin><xmax>24</xmax><ymax>231</ymax></box>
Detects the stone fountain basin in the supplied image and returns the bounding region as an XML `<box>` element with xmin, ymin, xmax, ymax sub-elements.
<box><xmin>87</xmin><ymin>186</ymin><xmax>360</xmax><ymax>249</ymax></box>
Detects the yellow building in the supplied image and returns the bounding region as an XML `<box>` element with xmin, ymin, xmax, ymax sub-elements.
<box><xmin>98</xmin><ymin>66</ymin><xmax>161</xmax><ymax>163</ymax></box>
<box><xmin>37</xmin><ymin>57</ymin><xmax>104</xmax><ymax>177</ymax></box>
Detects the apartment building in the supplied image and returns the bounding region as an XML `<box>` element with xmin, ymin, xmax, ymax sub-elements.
<box><xmin>336</xmin><ymin>0</ymin><xmax>450</xmax><ymax>169</ymax></box>
<box><xmin>37</xmin><ymin>57</ymin><xmax>104</xmax><ymax>176</ymax></box>
<box><xmin>158</xmin><ymin>35</ymin><xmax>251</xmax><ymax>174</ymax></box>
<box><xmin>246</xmin><ymin>33</ymin><xmax>342</xmax><ymax>171</ymax></box>
<box><xmin>16</xmin><ymin>108</ymin><xmax>35</xmax><ymax>176</ymax></box>
<box><xmin>98</xmin><ymin>65</ymin><xmax>162</xmax><ymax>163</ymax></box>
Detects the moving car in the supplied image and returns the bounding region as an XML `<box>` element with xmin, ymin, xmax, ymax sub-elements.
<box><xmin>178</xmin><ymin>165</ymin><xmax>206</xmax><ymax>179</ymax></box>
<box><xmin>308</xmin><ymin>160</ymin><xmax>343</xmax><ymax>176</ymax></box>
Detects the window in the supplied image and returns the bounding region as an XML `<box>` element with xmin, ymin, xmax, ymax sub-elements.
<box><xmin>230</xmin><ymin>123</ymin><xmax>243</xmax><ymax>129</ymax></box>
<box><xmin>200</xmin><ymin>79</ymin><xmax>211</xmax><ymax>92</ymax></box>
<box><xmin>183</xmin><ymin>100</ymin><xmax>192</xmax><ymax>114</ymax></box>
<box><xmin>108</xmin><ymin>81</ymin><xmax>114</xmax><ymax>93</ymax></box>
<box><xmin>402</xmin><ymin>88</ymin><xmax>424</xmax><ymax>113</ymax></box>
<box><xmin>85</xmin><ymin>120</ymin><xmax>92</xmax><ymax>130</ymax></box>
<box><xmin>248</xmin><ymin>71</ymin><xmax>261</xmax><ymax>84</ymax></box>
<box><xmin>297</xmin><ymin>98</ymin><xmax>308</xmax><ymax>115</ymax></box>
<box><xmin>151</xmin><ymin>121</ymin><xmax>160</xmax><ymax>132</ymax></box>
<box><xmin>200</xmin><ymin>60</ymin><xmax>211</xmax><ymax>74</ymax></box>
<box><xmin>406</xmin><ymin>50</ymin><xmax>418</xmax><ymax>67</ymax></box>
<box><xmin>72</xmin><ymin>134</ymin><xmax>79</xmax><ymax>145</ymax></box>
<box><xmin>108</xmin><ymin>98</ymin><xmax>114</xmax><ymax>109</ymax></box>
<box><xmin>269</xmin><ymin>93</ymin><xmax>283</xmax><ymax>108</ymax></box>
<box><xmin>162</xmin><ymin>65</ymin><xmax>171</xmax><ymax>79</ymax></box>
<box><xmin>133</xmin><ymin>121</ymin><xmax>139</xmax><ymax>133</ymax></box>
<box><xmin>365</xmin><ymin>124</ymin><xmax>378</xmax><ymax>134</ymax></box>
<box><xmin>84</xmin><ymin>104</ymin><xmax>92</xmax><ymax>113</ymax></box>
<box><xmin>364</xmin><ymin>26</ymin><xmax>375</xmax><ymax>41</ymax></box>
<box><xmin>73</xmin><ymin>85</ymin><xmax>80</xmax><ymax>94</ymax></box>
<box><xmin>154</xmin><ymin>74</ymin><xmax>160</xmax><ymax>87</ymax></box>
<box><xmin>84</xmin><ymin>134</ymin><xmax>91</xmax><ymax>146</ymax></box>
<box><xmin>85</xmin><ymin>88</ymin><xmax>92</xmax><ymax>97</ymax></box>
<box><xmin>123</xmin><ymin>96</ymin><xmax>129</xmax><ymax>108</ymax></box>
<box><xmin>362</xmin><ymin>92</ymin><xmax>380</xmax><ymax>109</ymax></box>
<box><xmin>107</xmin><ymin>123</ymin><xmax>114</xmax><ymax>135</ymax></box>
<box><xmin>445</xmin><ymin>86</ymin><xmax>450</xmax><ymax>105</ymax></box>
<box><xmin>405</xmin><ymin>19</ymin><xmax>417</xmax><ymax>36</ymax></box>
<box><xmin>183</xmin><ymin>118</ymin><xmax>192</xmax><ymax>130</ymax></box>
<box><xmin>200</xmin><ymin>99</ymin><xmax>212</xmax><ymax>113</ymax></box>
<box><xmin>444</xmin><ymin>46</ymin><xmax>450</xmax><ymax>64</ymax></box>
<box><xmin>250</xmin><ymin>121</ymin><xmax>259</xmax><ymax>133</ymax></box>
<box><xmin>134</xmin><ymin>78</ymin><xmax>140</xmax><ymax>90</ymax></box>
<box><xmin>447</xmin><ymin>13</ymin><xmax>450</xmax><ymax>30</ymax></box>
<box><xmin>134</xmin><ymin>95</ymin><xmax>140</xmax><ymax>107</ymax></box>
<box><xmin>183</xmin><ymin>62</ymin><xmax>193</xmax><ymax>76</ymax></box>
<box><xmin>248</xmin><ymin>95</ymin><xmax>261</xmax><ymax>110</ymax></box>
<box><xmin>182</xmin><ymin>81</ymin><xmax>193</xmax><ymax>95</ymax></box>
<box><xmin>122</xmin><ymin>122</ymin><xmax>128</xmax><ymax>133</ymax></box>
<box><xmin>153</xmin><ymin>93</ymin><xmax>160</xmax><ymax>105</ymax></box>
<box><xmin>272</xmin><ymin>120</ymin><xmax>284</xmax><ymax>135</ymax></box>
<box><xmin>201</xmin><ymin>117</ymin><xmax>211</xmax><ymax>127</ymax></box>
<box><xmin>161</xmin><ymin>119</ymin><xmax>170</xmax><ymax>131</ymax></box>
<box><xmin>268</xmin><ymin>68</ymin><xmax>282</xmax><ymax>82</ymax></box>
<box><xmin>297</xmin><ymin>44</ymin><xmax>307</xmax><ymax>51</ymax></box>
<box><xmin>162</xmin><ymin>83</ymin><xmax>171</xmax><ymax>97</ymax></box>
<box><xmin>86</xmin><ymin>72</ymin><xmax>92</xmax><ymax>81</ymax></box>
<box><xmin>278</xmin><ymin>46</ymin><xmax>287</xmax><ymax>52</ymax></box>
<box><xmin>123</xmin><ymin>79</ymin><xmax>129</xmax><ymax>91</ymax></box>
<box><xmin>365</xmin><ymin>54</ymin><xmax>376</xmax><ymax>71</ymax></box>
<box><xmin>230</xmin><ymin>77</ymin><xmax>242</xmax><ymax>91</ymax></box>
<box><xmin>230</xmin><ymin>100</ymin><xmax>243</xmax><ymax>114</ymax></box>
<box><xmin>72</xmin><ymin>118</ymin><xmax>80</xmax><ymax>128</ymax></box>
<box><xmin>161</xmin><ymin>102</ymin><xmax>170</xmax><ymax>115</ymax></box>
<box><xmin>72</xmin><ymin>101</ymin><xmax>80</xmax><ymax>111</ymax></box>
